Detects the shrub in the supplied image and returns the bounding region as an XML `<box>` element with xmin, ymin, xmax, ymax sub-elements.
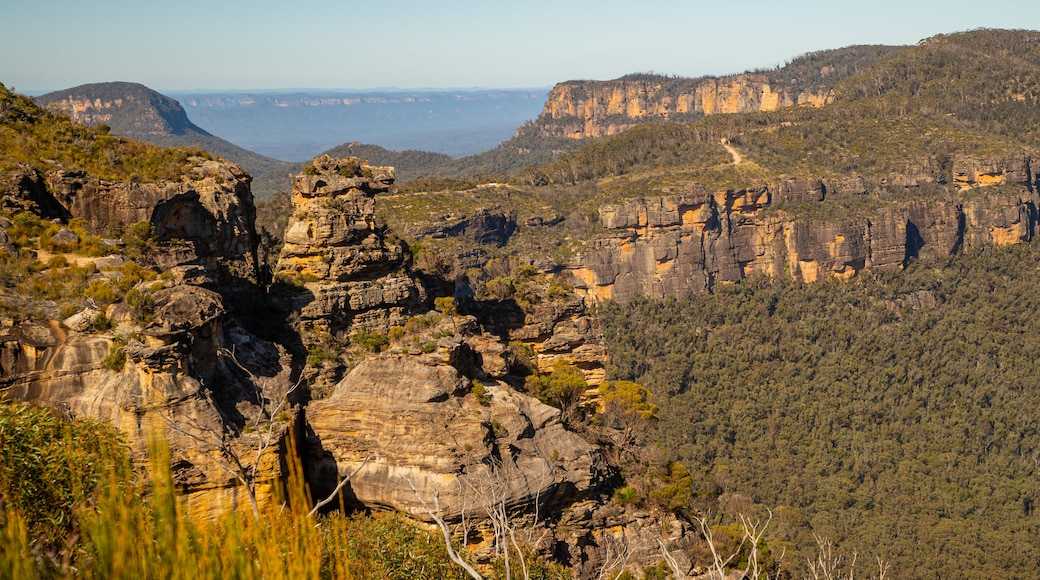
<box><xmin>434</xmin><ymin>296</ymin><xmax>457</xmax><ymax>316</ymax></box>
<box><xmin>306</xmin><ymin>345</ymin><xmax>338</xmax><ymax>367</ymax></box>
<box><xmin>471</xmin><ymin>380</ymin><xmax>490</xmax><ymax>406</ymax></box>
<box><xmin>102</xmin><ymin>337</ymin><xmax>128</xmax><ymax>371</ymax></box>
<box><xmin>528</xmin><ymin>360</ymin><xmax>588</xmax><ymax>412</ymax></box>
<box><xmin>85</xmin><ymin>279</ymin><xmax>117</xmax><ymax>306</ymax></box>
<box><xmin>613</xmin><ymin>485</ymin><xmax>640</xmax><ymax>506</ymax></box>
<box><xmin>124</xmin><ymin>287</ymin><xmax>153</xmax><ymax>322</ymax></box>
<box><xmin>351</xmin><ymin>331</ymin><xmax>389</xmax><ymax>353</ymax></box>
<box><xmin>0</xmin><ymin>398</ymin><xmax>130</xmax><ymax>555</ymax></box>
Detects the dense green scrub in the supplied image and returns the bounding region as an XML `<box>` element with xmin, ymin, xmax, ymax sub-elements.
<box><xmin>600</xmin><ymin>242</ymin><xmax>1040</xmax><ymax>578</ymax></box>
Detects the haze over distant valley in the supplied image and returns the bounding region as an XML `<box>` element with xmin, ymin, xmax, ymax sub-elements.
<box><xmin>168</xmin><ymin>89</ymin><xmax>549</xmax><ymax>161</ymax></box>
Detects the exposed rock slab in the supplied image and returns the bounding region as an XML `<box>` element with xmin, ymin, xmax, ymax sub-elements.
<box><xmin>306</xmin><ymin>355</ymin><xmax>605</xmax><ymax>522</ymax></box>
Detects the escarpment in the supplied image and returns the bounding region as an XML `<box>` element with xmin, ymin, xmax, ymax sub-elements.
<box><xmin>567</xmin><ymin>155</ymin><xmax>1038</xmax><ymax>303</ymax></box>
<box><xmin>536</xmin><ymin>74</ymin><xmax>832</xmax><ymax>139</ymax></box>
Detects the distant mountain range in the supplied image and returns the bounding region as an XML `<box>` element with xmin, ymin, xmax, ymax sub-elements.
<box><xmin>34</xmin><ymin>83</ymin><xmax>553</xmax><ymax>199</ymax></box>
<box><xmin>166</xmin><ymin>89</ymin><xmax>549</xmax><ymax>160</ymax></box>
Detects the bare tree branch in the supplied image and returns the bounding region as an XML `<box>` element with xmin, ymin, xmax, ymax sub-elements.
<box><xmin>657</xmin><ymin>538</ymin><xmax>685</xmax><ymax>580</ymax></box>
<box><xmin>406</xmin><ymin>476</ymin><xmax>483</xmax><ymax>580</ymax></box>
<box><xmin>308</xmin><ymin>454</ymin><xmax>373</xmax><ymax>517</ymax></box>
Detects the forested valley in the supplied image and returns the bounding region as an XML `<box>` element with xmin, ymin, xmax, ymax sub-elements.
<box><xmin>600</xmin><ymin>242</ymin><xmax>1040</xmax><ymax>578</ymax></box>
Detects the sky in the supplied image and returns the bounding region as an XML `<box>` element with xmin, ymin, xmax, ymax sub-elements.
<box><xmin>3</xmin><ymin>0</ymin><xmax>1040</xmax><ymax>92</ymax></box>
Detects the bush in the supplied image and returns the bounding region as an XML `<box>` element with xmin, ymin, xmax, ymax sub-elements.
<box><xmin>102</xmin><ymin>337</ymin><xmax>128</xmax><ymax>371</ymax></box>
<box><xmin>306</xmin><ymin>345</ymin><xmax>338</xmax><ymax>367</ymax></box>
<box><xmin>471</xmin><ymin>380</ymin><xmax>490</xmax><ymax>406</ymax></box>
<box><xmin>528</xmin><ymin>360</ymin><xmax>588</xmax><ymax>413</ymax></box>
<box><xmin>613</xmin><ymin>485</ymin><xmax>640</xmax><ymax>506</ymax></box>
<box><xmin>351</xmin><ymin>331</ymin><xmax>389</xmax><ymax>353</ymax></box>
<box><xmin>0</xmin><ymin>399</ymin><xmax>130</xmax><ymax>555</ymax></box>
<box><xmin>85</xmin><ymin>279</ymin><xmax>117</xmax><ymax>306</ymax></box>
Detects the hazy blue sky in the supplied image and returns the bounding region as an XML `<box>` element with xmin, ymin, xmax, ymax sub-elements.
<box><xmin>3</xmin><ymin>0</ymin><xmax>1039</xmax><ymax>92</ymax></box>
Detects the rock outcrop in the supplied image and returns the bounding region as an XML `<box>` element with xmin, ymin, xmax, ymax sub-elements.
<box><xmin>567</xmin><ymin>158</ymin><xmax>1039</xmax><ymax>303</ymax></box>
<box><xmin>0</xmin><ymin>278</ymin><xmax>295</xmax><ymax>519</ymax></box>
<box><xmin>273</xmin><ymin>155</ymin><xmax>423</xmax><ymax>335</ymax></box>
<box><xmin>0</xmin><ymin>155</ymin><xmax>289</xmax><ymax>519</ymax></box>
<box><xmin>7</xmin><ymin>158</ymin><xmax>260</xmax><ymax>284</ymax></box>
<box><xmin>306</xmin><ymin>356</ymin><xmax>605</xmax><ymax>520</ymax></box>
<box><xmin>536</xmin><ymin>74</ymin><xmax>832</xmax><ymax>139</ymax></box>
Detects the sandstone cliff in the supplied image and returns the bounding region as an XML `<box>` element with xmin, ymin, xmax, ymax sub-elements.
<box><xmin>0</xmin><ymin>155</ymin><xmax>294</xmax><ymax>518</ymax></box>
<box><xmin>536</xmin><ymin>74</ymin><xmax>831</xmax><ymax>139</ymax></box>
<box><xmin>567</xmin><ymin>156</ymin><xmax>1038</xmax><ymax>303</ymax></box>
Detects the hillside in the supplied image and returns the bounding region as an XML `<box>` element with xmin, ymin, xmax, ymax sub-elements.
<box><xmin>378</xmin><ymin>31</ymin><xmax>1038</xmax><ymax>293</ymax></box>
<box><xmin>35</xmin><ymin>82</ymin><xmax>297</xmax><ymax>198</ymax></box>
<box><xmin>0</xmin><ymin>82</ymin><xmax>698</xmax><ymax>579</ymax></box>
<box><xmin>6</xmin><ymin>27</ymin><xmax>1040</xmax><ymax>579</ymax></box>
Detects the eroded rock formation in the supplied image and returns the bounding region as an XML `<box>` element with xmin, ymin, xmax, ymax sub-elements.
<box><xmin>306</xmin><ymin>355</ymin><xmax>604</xmax><ymax>519</ymax></box>
<box><xmin>0</xmin><ymin>156</ymin><xmax>291</xmax><ymax>518</ymax></box>
<box><xmin>273</xmin><ymin>155</ymin><xmax>423</xmax><ymax>335</ymax></box>
<box><xmin>568</xmin><ymin>157</ymin><xmax>1039</xmax><ymax>303</ymax></box>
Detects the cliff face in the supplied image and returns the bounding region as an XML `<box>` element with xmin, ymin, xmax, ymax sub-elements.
<box><xmin>567</xmin><ymin>157</ymin><xmax>1038</xmax><ymax>303</ymax></box>
<box><xmin>0</xmin><ymin>155</ymin><xmax>290</xmax><ymax>518</ymax></box>
<box><xmin>537</xmin><ymin>74</ymin><xmax>831</xmax><ymax>139</ymax></box>
<box><xmin>8</xmin><ymin>158</ymin><xmax>259</xmax><ymax>283</ymax></box>
<box><xmin>0</xmin><ymin>286</ymin><xmax>294</xmax><ymax>518</ymax></box>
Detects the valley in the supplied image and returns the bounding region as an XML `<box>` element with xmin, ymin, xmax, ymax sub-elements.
<box><xmin>3</xmin><ymin>27</ymin><xmax>1040</xmax><ymax>579</ymax></box>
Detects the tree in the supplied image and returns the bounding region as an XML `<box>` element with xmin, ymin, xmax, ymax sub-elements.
<box><xmin>598</xmin><ymin>380</ymin><xmax>658</xmax><ymax>451</ymax></box>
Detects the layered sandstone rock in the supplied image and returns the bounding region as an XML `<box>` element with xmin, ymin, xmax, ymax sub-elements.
<box><xmin>274</xmin><ymin>155</ymin><xmax>423</xmax><ymax>334</ymax></box>
<box><xmin>537</xmin><ymin>75</ymin><xmax>832</xmax><ymax>139</ymax></box>
<box><xmin>0</xmin><ymin>156</ymin><xmax>286</xmax><ymax>519</ymax></box>
<box><xmin>7</xmin><ymin>157</ymin><xmax>260</xmax><ymax>283</ymax></box>
<box><xmin>567</xmin><ymin>171</ymin><xmax>1040</xmax><ymax>304</ymax></box>
<box><xmin>0</xmin><ymin>282</ymin><xmax>294</xmax><ymax>519</ymax></box>
<box><xmin>305</xmin><ymin>355</ymin><xmax>606</xmax><ymax>521</ymax></box>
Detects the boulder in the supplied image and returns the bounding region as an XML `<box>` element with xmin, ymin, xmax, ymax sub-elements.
<box><xmin>306</xmin><ymin>355</ymin><xmax>605</xmax><ymax>522</ymax></box>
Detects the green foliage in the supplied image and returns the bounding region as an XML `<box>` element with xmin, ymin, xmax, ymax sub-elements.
<box><xmin>647</xmin><ymin>461</ymin><xmax>694</xmax><ymax>513</ymax></box>
<box><xmin>521</xmin><ymin>123</ymin><xmax>729</xmax><ymax>186</ymax></box>
<box><xmin>387</xmin><ymin>325</ymin><xmax>406</xmax><ymax>342</ymax></box>
<box><xmin>122</xmin><ymin>220</ymin><xmax>155</xmax><ymax>256</ymax></box>
<box><xmin>124</xmin><ymin>287</ymin><xmax>154</xmax><ymax>322</ymax></box>
<box><xmin>102</xmin><ymin>337</ymin><xmax>128</xmax><ymax>371</ymax></box>
<box><xmin>599</xmin><ymin>380</ymin><xmax>659</xmax><ymax>423</ymax></box>
<box><xmin>351</xmin><ymin>330</ymin><xmax>389</xmax><ymax>353</ymax></box>
<box><xmin>612</xmin><ymin>485</ymin><xmax>640</xmax><ymax>506</ymax></box>
<box><xmin>306</xmin><ymin>345</ymin><xmax>338</xmax><ymax>367</ymax></box>
<box><xmin>404</xmin><ymin>311</ymin><xmax>442</xmax><ymax>333</ymax></box>
<box><xmin>434</xmin><ymin>295</ymin><xmax>457</xmax><ymax>316</ymax></box>
<box><xmin>0</xmin><ymin>398</ymin><xmax>130</xmax><ymax>556</ymax></box>
<box><xmin>600</xmin><ymin>242</ymin><xmax>1040</xmax><ymax>578</ymax></box>
<box><xmin>84</xmin><ymin>278</ymin><xmax>117</xmax><ymax>306</ymax></box>
<box><xmin>91</xmin><ymin>311</ymin><xmax>114</xmax><ymax>332</ymax></box>
<box><xmin>526</xmin><ymin>360</ymin><xmax>588</xmax><ymax>414</ymax></box>
<box><xmin>471</xmin><ymin>380</ymin><xmax>490</xmax><ymax>406</ymax></box>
